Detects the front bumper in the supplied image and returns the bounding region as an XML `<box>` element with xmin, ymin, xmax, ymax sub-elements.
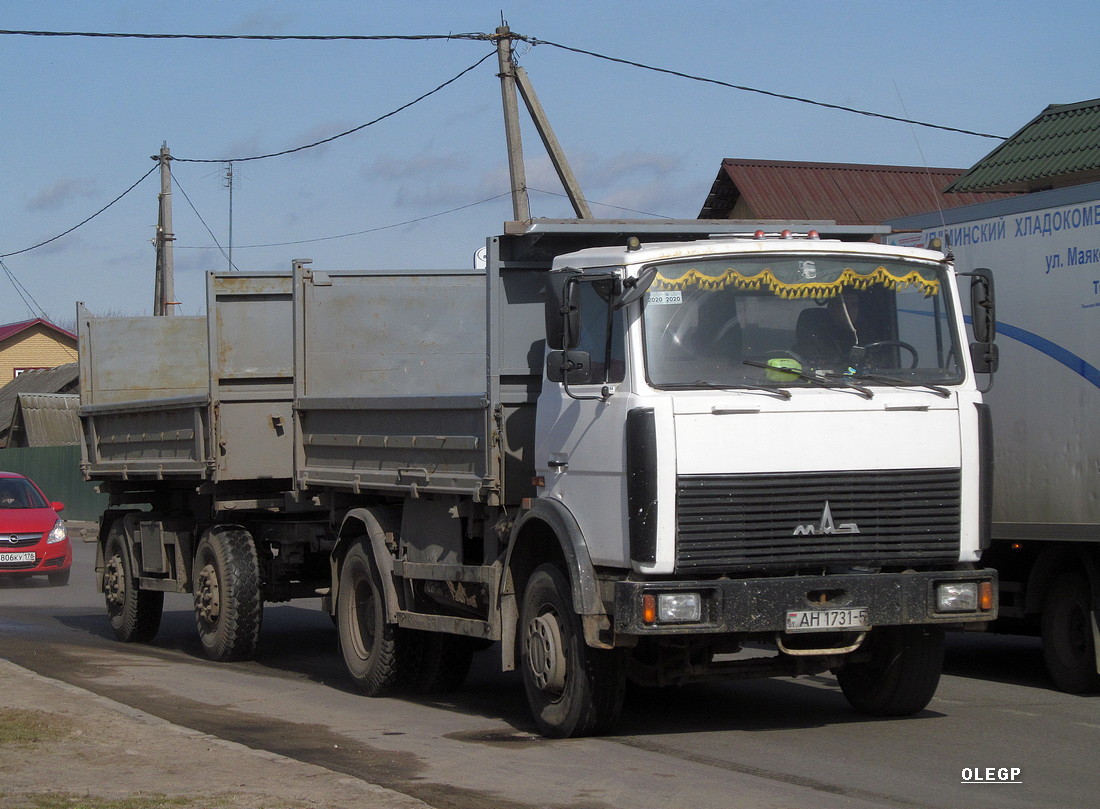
<box><xmin>0</xmin><ymin>541</ymin><xmax>73</xmax><ymax>576</ymax></box>
<box><xmin>613</xmin><ymin>568</ymin><xmax>997</xmax><ymax>635</ymax></box>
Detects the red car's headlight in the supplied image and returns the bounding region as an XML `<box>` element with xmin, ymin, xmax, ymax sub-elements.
<box><xmin>47</xmin><ymin>519</ymin><xmax>67</xmax><ymax>544</ymax></box>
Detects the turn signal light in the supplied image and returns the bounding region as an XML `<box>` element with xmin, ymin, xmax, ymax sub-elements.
<box><xmin>979</xmin><ymin>581</ymin><xmax>995</xmax><ymax>611</ymax></box>
<box><xmin>642</xmin><ymin>594</ymin><xmax>657</xmax><ymax>624</ymax></box>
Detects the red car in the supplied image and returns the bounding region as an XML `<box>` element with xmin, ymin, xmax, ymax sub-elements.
<box><xmin>0</xmin><ymin>471</ymin><xmax>71</xmax><ymax>586</ymax></box>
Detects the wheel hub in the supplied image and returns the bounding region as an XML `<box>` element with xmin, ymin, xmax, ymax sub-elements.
<box><xmin>526</xmin><ymin>612</ymin><xmax>567</xmax><ymax>694</ymax></box>
<box><xmin>103</xmin><ymin>555</ymin><xmax>125</xmax><ymax>608</ymax></box>
<box><xmin>195</xmin><ymin>563</ymin><xmax>221</xmax><ymax>624</ymax></box>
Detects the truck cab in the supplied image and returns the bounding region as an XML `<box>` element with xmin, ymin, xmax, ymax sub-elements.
<box><xmin>520</xmin><ymin>229</ymin><xmax>997</xmax><ymax>733</ymax></box>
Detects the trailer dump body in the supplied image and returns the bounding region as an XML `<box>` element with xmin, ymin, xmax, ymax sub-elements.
<box><xmin>81</xmin><ymin>220</ymin><xmax>998</xmax><ymax>736</ymax></box>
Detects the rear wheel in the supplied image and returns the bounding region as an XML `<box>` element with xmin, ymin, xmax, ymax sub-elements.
<box><xmin>1042</xmin><ymin>572</ymin><xmax>1100</xmax><ymax>693</ymax></box>
<box><xmin>337</xmin><ymin>543</ymin><xmax>423</xmax><ymax>695</ymax></box>
<box><xmin>193</xmin><ymin>529</ymin><xmax>263</xmax><ymax>661</ymax></box>
<box><xmin>103</xmin><ymin>524</ymin><xmax>163</xmax><ymax>643</ymax></box>
<box><xmin>520</xmin><ymin>563</ymin><xmax>625</xmax><ymax>737</ymax></box>
<box><xmin>413</xmin><ymin>633</ymin><xmax>476</xmax><ymax>694</ymax></box>
<box><xmin>837</xmin><ymin>625</ymin><xmax>944</xmax><ymax>716</ymax></box>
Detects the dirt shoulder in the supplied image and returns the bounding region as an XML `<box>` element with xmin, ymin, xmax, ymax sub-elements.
<box><xmin>0</xmin><ymin>659</ymin><xmax>431</xmax><ymax>809</ymax></box>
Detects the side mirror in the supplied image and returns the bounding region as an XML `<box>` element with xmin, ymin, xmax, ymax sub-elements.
<box><xmin>545</xmin><ymin>269</ymin><xmax>582</xmax><ymax>350</ymax></box>
<box><xmin>966</xmin><ymin>267</ymin><xmax>997</xmax><ymax>374</ymax></box>
<box><xmin>970</xmin><ymin>342</ymin><xmax>999</xmax><ymax>374</ymax></box>
<box><xmin>546</xmin><ymin>350</ymin><xmax>592</xmax><ymax>384</ymax></box>
<box><xmin>613</xmin><ymin>265</ymin><xmax>658</xmax><ymax>310</ymax></box>
<box><xmin>51</xmin><ymin>502</ymin><xmax>65</xmax><ymax>512</ymax></box>
<box><xmin>969</xmin><ymin>268</ymin><xmax>996</xmax><ymax>343</ymax></box>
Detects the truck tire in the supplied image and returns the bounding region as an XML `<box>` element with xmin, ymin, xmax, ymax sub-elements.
<box><xmin>413</xmin><ymin>633</ymin><xmax>475</xmax><ymax>694</ymax></box>
<box><xmin>337</xmin><ymin>543</ymin><xmax>423</xmax><ymax>696</ymax></box>
<box><xmin>1041</xmin><ymin>572</ymin><xmax>1100</xmax><ymax>693</ymax></box>
<box><xmin>837</xmin><ymin>625</ymin><xmax>944</xmax><ymax>716</ymax></box>
<box><xmin>193</xmin><ymin>529</ymin><xmax>263</xmax><ymax>662</ymax></box>
<box><xmin>103</xmin><ymin>524</ymin><xmax>163</xmax><ymax>643</ymax></box>
<box><xmin>520</xmin><ymin>563</ymin><xmax>625</xmax><ymax>737</ymax></box>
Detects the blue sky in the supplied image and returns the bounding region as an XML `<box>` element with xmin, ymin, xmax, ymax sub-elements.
<box><xmin>2</xmin><ymin>0</ymin><xmax>1097</xmax><ymax>324</ymax></box>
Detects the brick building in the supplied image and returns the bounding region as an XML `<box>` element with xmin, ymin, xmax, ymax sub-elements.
<box><xmin>0</xmin><ymin>319</ymin><xmax>79</xmax><ymax>381</ymax></box>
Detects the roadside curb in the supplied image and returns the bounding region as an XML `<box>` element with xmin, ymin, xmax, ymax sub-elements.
<box><xmin>0</xmin><ymin>658</ymin><xmax>432</xmax><ymax>809</ymax></box>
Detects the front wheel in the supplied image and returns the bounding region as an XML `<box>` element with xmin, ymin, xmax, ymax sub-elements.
<box><xmin>836</xmin><ymin>625</ymin><xmax>944</xmax><ymax>716</ymax></box>
<box><xmin>103</xmin><ymin>524</ymin><xmax>163</xmax><ymax>643</ymax></box>
<box><xmin>520</xmin><ymin>564</ymin><xmax>625</xmax><ymax>738</ymax></box>
<box><xmin>193</xmin><ymin>529</ymin><xmax>263</xmax><ymax>661</ymax></box>
<box><xmin>1041</xmin><ymin>572</ymin><xmax>1100</xmax><ymax>693</ymax></box>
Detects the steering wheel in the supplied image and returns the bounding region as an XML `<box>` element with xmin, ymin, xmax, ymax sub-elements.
<box><xmin>859</xmin><ymin>340</ymin><xmax>919</xmax><ymax>370</ymax></box>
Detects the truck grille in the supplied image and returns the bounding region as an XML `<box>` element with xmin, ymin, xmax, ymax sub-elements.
<box><xmin>675</xmin><ymin>468</ymin><xmax>961</xmax><ymax>573</ymax></box>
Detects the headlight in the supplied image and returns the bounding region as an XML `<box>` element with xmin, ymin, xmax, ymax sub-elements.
<box><xmin>658</xmin><ymin>592</ymin><xmax>702</xmax><ymax>623</ymax></box>
<box><xmin>47</xmin><ymin>519</ymin><xmax>67</xmax><ymax>544</ymax></box>
<box><xmin>936</xmin><ymin>582</ymin><xmax>978</xmax><ymax>612</ymax></box>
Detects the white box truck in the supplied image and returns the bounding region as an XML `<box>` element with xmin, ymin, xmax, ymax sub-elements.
<box><xmin>890</xmin><ymin>184</ymin><xmax>1100</xmax><ymax>691</ymax></box>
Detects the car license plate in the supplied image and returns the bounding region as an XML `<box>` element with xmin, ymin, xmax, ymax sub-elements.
<box><xmin>0</xmin><ymin>551</ymin><xmax>37</xmax><ymax>564</ymax></box>
<box><xmin>786</xmin><ymin>607</ymin><xmax>870</xmax><ymax>633</ymax></box>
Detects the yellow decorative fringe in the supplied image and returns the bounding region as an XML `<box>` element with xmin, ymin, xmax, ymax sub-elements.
<box><xmin>653</xmin><ymin>266</ymin><xmax>939</xmax><ymax>299</ymax></box>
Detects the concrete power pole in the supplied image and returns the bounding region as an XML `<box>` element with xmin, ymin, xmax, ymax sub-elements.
<box><xmin>496</xmin><ymin>26</ymin><xmax>530</xmax><ymax>222</ymax></box>
<box><xmin>495</xmin><ymin>26</ymin><xmax>592</xmax><ymax>221</ymax></box>
<box><xmin>153</xmin><ymin>142</ymin><xmax>176</xmax><ymax>315</ymax></box>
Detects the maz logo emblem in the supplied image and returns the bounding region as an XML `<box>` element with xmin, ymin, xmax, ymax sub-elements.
<box><xmin>793</xmin><ymin>501</ymin><xmax>860</xmax><ymax>536</ymax></box>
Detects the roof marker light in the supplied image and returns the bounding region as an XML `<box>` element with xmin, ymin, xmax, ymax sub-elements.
<box><xmin>753</xmin><ymin>230</ymin><xmax>766</xmax><ymax>239</ymax></box>
<box><xmin>808</xmin><ymin>230</ymin><xmax>820</xmax><ymax>239</ymax></box>
<box><xmin>780</xmin><ymin>229</ymin><xmax>792</xmax><ymax>239</ymax></box>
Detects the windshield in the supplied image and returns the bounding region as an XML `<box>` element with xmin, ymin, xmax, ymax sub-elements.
<box><xmin>0</xmin><ymin>477</ymin><xmax>48</xmax><ymax>509</ymax></box>
<box><xmin>641</xmin><ymin>253</ymin><xmax>963</xmax><ymax>389</ymax></box>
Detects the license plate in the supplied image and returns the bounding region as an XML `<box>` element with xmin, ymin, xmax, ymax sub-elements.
<box><xmin>786</xmin><ymin>607</ymin><xmax>870</xmax><ymax>633</ymax></box>
<box><xmin>0</xmin><ymin>551</ymin><xmax>37</xmax><ymax>564</ymax></box>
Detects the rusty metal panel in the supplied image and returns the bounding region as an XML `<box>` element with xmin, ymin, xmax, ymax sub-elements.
<box><xmin>206</xmin><ymin>271</ymin><xmax>296</xmax><ymax>481</ymax></box>
<box><xmin>78</xmin><ymin>307</ymin><xmax>209</xmax><ymax>405</ymax></box>
<box><xmin>208</xmin><ymin>271</ymin><xmax>294</xmax><ymax>393</ymax></box>
<box><xmin>295</xmin><ymin>269</ymin><xmax>485</xmax><ymax>399</ymax></box>
<box><xmin>294</xmin><ymin>268</ymin><xmax>490</xmax><ymax>497</ymax></box>
<box><xmin>698</xmin><ymin>159</ymin><xmax>1017</xmax><ymax>223</ymax></box>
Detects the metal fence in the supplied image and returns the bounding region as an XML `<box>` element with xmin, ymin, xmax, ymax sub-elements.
<box><xmin>0</xmin><ymin>445</ymin><xmax>108</xmax><ymax>521</ymax></box>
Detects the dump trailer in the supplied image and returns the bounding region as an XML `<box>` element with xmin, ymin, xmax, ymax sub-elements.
<box><xmin>80</xmin><ymin>220</ymin><xmax>998</xmax><ymax>737</ymax></box>
<box><xmin>889</xmin><ymin>190</ymin><xmax>1100</xmax><ymax>692</ymax></box>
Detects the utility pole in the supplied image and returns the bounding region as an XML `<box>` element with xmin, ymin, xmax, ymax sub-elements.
<box><xmin>225</xmin><ymin>162</ymin><xmax>235</xmax><ymax>271</ymax></box>
<box><xmin>495</xmin><ymin>26</ymin><xmax>592</xmax><ymax>221</ymax></box>
<box><xmin>496</xmin><ymin>26</ymin><xmax>530</xmax><ymax>222</ymax></box>
<box><xmin>153</xmin><ymin>142</ymin><xmax>176</xmax><ymax>315</ymax></box>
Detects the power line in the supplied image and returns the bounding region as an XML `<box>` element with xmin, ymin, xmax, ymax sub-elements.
<box><xmin>528</xmin><ymin>187</ymin><xmax>673</xmax><ymax>219</ymax></box>
<box><xmin>176</xmin><ymin>191</ymin><xmax>515</xmax><ymax>249</ymax></box>
<box><xmin>0</xmin><ymin>258</ymin><xmax>49</xmax><ymax>320</ymax></box>
<box><xmin>0</xmin><ymin>165</ymin><xmax>158</xmax><ymax>258</ymax></box>
<box><xmin>171</xmin><ymin>173</ymin><xmax>239</xmax><ymax>270</ymax></box>
<box><xmin>524</xmin><ymin>36</ymin><xmax>1007</xmax><ymax>140</ymax></box>
<box><xmin>2</xmin><ymin>27</ymin><xmax>1007</xmax><ymax>141</ymax></box>
<box><xmin>172</xmin><ymin>51</ymin><xmax>496</xmax><ymax>163</ymax></box>
<box><xmin>0</xmin><ymin>29</ymin><xmax>494</xmax><ymax>43</ymax></box>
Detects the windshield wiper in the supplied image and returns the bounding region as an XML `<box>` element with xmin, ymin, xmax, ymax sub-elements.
<box><xmin>841</xmin><ymin>372</ymin><xmax>952</xmax><ymax>399</ymax></box>
<box><xmin>742</xmin><ymin>360</ymin><xmax>873</xmax><ymax>399</ymax></box>
<box><xmin>659</xmin><ymin>380</ymin><xmax>793</xmax><ymax>400</ymax></box>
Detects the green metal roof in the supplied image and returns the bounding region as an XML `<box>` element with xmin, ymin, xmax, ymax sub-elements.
<box><xmin>946</xmin><ymin>97</ymin><xmax>1100</xmax><ymax>193</ymax></box>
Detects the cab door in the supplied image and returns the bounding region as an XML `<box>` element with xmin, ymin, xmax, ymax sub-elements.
<box><xmin>535</xmin><ymin>276</ymin><xmax>632</xmax><ymax>567</ymax></box>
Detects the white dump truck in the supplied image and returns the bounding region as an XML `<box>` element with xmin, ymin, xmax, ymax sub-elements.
<box><xmin>79</xmin><ymin>219</ymin><xmax>997</xmax><ymax>736</ymax></box>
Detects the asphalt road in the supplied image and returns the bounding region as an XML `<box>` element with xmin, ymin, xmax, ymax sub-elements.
<box><xmin>2</xmin><ymin>535</ymin><xmax>1098</xmax><ymax>809</ymax></box>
